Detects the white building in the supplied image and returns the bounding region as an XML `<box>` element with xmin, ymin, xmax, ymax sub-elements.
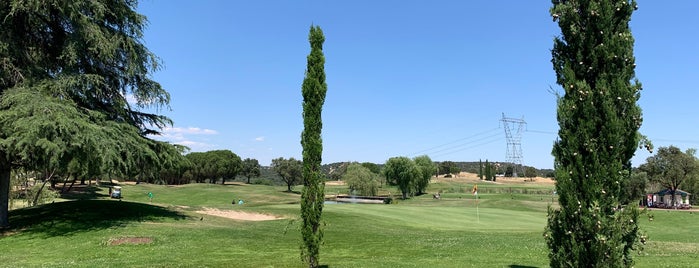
<box><xmin>648</xmin><ymin>189</ymin><xmax>691</xmax><ymax>208</ymax></box>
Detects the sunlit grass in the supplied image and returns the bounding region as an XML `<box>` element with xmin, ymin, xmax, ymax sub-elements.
<box><xmin>1</xmin><ymin>181</ymin><xmax>697</xmax><ymax>267</ymax></box>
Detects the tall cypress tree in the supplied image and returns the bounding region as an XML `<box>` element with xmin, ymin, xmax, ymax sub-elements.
<box><xmin>479</xmin><ymin>159</ymin><xmax>483</xmax><ymax>180</ymax></box>
<box><xmin>484</xmin><ymin>159</ymin><xmax>491</xmax><ymax>181</ymax></box>
<box><xmin>545</xmin><ymin>1</ymin><xmax>643</xmax><ymax>267</ymax></box>
<box><xmin>300</xmin><ymin>25</ymin><xmax>327</xmax><ymax>268</ymax></box>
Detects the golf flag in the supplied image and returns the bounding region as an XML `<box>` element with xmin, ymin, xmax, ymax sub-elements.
<box><xmin>473</xmin><ymin>184</ymin><xmax>480</xmax><ymax>223</ymax></box>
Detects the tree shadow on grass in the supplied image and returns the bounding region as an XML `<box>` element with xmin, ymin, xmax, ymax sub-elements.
<box><xmin>2</xmin><ymin>200</ymin><xmax>190</xmax><ymax>238</ymax></box>
<box><xmin>58</xmin><ymin>184</ymin><xmax>110</xmax><ymax>200</ymax></box>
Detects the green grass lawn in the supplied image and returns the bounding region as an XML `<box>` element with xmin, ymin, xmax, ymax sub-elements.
<box><xmin>1</xmin><ymin>182</ymin><xmax>697</xmax><ymax>267</ymax></box>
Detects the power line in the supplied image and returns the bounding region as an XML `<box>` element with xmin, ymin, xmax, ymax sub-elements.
<box><xmin>431</xmin><ymin>135</ymin><xmax>504</xmax><ymax>158</ymax></box>
<box><xmin>427</xmin><ymin>133</ymin><xmax>504</xmax><ymax>156</ymax></box>
<box><xmin>524</xmin><ymin>131</ymin><xmax>699</xmax><ymax>144</ymax></box>
<box><xmin>652</xmin><ymin>139</ymin><xmax>699</xmax><ymax>144</ymax></box>
<box><xmin>409</xmin><ymin>127</ymin><xmax>501</xmax><ymax>156</ymax></box>
<box><xmin>527</xmin><ymin>129</ymin><xmax>557</xmax><ymax>135</ymax></box>
<box><xmin>409</xmin><ymin>115</ymin><xmax>699</xmax><ymax>163</ymax></box>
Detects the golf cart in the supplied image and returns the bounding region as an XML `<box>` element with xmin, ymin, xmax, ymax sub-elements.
<box><xmin>111</xmin><ymin>186</ymin><xmax>122</xmax><ymax>199</ymax></box>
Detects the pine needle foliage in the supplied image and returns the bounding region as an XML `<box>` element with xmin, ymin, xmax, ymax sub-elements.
<box><xmin>300</xmin><ymin>25</ymin><xmax>327</xmax><ymax>268</ymax></box>
<box><xmin>0</xmin><ymin>0</ymin><xmax>176</xmax><ymax>228</ymax></box>
<box><xmin>545</xmin><ymin>1</ymin><xmax>644</xmax><ymax>267</ymax></box>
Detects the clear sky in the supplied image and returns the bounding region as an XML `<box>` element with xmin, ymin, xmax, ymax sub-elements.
<box><xmin>137</xmin><ymin>1</ymin><xmax>699</xmax><ymax>169</ymax></box>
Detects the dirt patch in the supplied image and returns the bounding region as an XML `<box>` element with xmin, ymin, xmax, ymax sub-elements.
<box><xmin>433</xmin><ymin>172</ymin><xmax>555</xmax><ymax>185</ymax></box>
<box><xmin>432</xmin><ymin>172</ymin><xmax>482</xmax><ymax>183</ymax></box>
<box><xmin>108</xmin><ymin>237</ymin><xmax>153</xmax><ymax>246</ymax></box>
<box><xmin>325</xmin><ymin>180</ymin><xmax>345</xmax><ymax>186</ymax></box>
<box><xmin>223</xmin><ymin>181</ymin><xmax>247</xmax><ymax>186</ymax></box>
<box><xmin>0</xmin><ymin>228</ymin><xmax>24</xmax><ymax>237</ymax></box>
<box><xmin>195</xmin><ymin>208</ymin><xmax>283</xmax><ymax>221</ymax></box>
<box><xmin>496</xmin><ymin>176</ymin><xmax>555</xmax><ymax>185</ymax></box>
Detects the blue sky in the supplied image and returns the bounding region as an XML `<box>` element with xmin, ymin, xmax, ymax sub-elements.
<box><xmin>137</xmin><ymin>1</ymin><xmax>698</xmax><ymax>169</ymax></box>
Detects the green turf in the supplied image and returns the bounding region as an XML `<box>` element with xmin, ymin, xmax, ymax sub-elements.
<box><xmin>1</xmin><ymin>182</ymin><xmax>697</xmax><ymax>267</ymax></box>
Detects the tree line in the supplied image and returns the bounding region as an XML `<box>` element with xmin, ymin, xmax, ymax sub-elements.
<box><xmin>271</xmin><ymin>155</ymin><xmax>438</xmax><ymax>200</ymax></box>
<box><xmin>3</xmin><ymin>1</ymin><xmax>690</xmax><ymax>267</ymax></box>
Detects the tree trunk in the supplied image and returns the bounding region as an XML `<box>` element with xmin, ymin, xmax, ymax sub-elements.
<box><xmin>671</xmin><ymin>187</ymin><xmax>677</xmax><ymax>208</ymax></box>
<box><xmin>0</xmin><ymin>162</ymin><xmax>10</xmax><ymax>228</ymax></box>
<box><xmin>66</xmin><ymin>178</ymin><xmax>77</xmax><ymax>193</ymax></box>
<box><xmin>309</xmin><ymin>256</ymin><xmax>317</xmax><ymax>268</ymax></box>
<box><xmin>50</xmin><ymin>172</ymin><xmax>57</xmax><ymax>188</ymax></box>
<box><xmin>61</xmin><ymin>175</ymin><xmax>70</xmax><ymax>193</ymax></box>
<box><xmin>32</xmin><ymin>178</ymin><xmax>52</xmax><ymax>207</ymax></box>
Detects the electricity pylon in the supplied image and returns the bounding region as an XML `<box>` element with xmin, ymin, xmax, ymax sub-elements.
<box><xmin>501</xmin><ymin>113</ymin><xmax>526</xmax><ymax>177</ymax></box>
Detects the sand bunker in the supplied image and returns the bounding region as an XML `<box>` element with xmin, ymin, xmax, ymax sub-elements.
<box><xmin>195</xmin><ymin>208</ymin><xmax>283</xmax><ymax>221</ymax></box>
<box><xmin>324</xmin><ymin>180</ymin><xmax>345</xmax><ymax>186</ymax></box>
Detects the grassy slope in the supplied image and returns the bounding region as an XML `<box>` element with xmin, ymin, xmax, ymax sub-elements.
<box><xmin>1</xmin><ymin>181</ymin><xmax>697</xmax><ymax>267</ymax></box>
